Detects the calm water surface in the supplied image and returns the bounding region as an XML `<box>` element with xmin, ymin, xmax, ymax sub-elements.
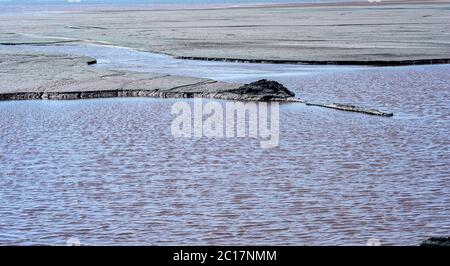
<box><xmin>0</xmin><ymin>45</ymin><xmax>449</xmax><ymax>245</ymax></box>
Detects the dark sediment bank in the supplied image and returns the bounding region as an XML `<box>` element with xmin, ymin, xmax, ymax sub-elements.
<box><xmin>0</xmin><ymin>89</ymin><xmax>297</xmax><ymax>102</ymax></box>
<box><xmin>0</xmin><ymin>80</ymin><xmax>393</xmax><ymax>117</ymax></box>
<box><xmin>0</xmin><ymin>80</ymin><xmax>298</xmax><ymax>102</ymax></box>
<box><xmin>0</xmin><ymin>40</ymin><xmax>80</xmax><ymax>46</ymax></box>
<box><xmin>0</xmin><ymin>52</ymin><xmax>296</xmax><ymax>102</ymax></box>
<box><xmin>176</xmin><ymin>56</ymin><xmax>450</xmax><ymax>67</ymax></box>
<box><xmin>227</xmin><ymin>79</ymin><xmax>295</xmax><ymax>101</ymax></box>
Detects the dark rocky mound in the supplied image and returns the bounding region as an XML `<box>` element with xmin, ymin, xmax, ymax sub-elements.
<box><xmin>230</xmin><ymin>79</ymin><xmax>295</xmax><ymax>101</ymax></box>
<box><xmin>420</xmin><ymin>237</ymin><xmax>450</xmax><ymax>246</ymax></box>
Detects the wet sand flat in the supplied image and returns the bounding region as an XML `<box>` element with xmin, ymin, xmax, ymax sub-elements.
<box><xmin>0</xmin><ymin>50</ymin><xmax>244</xmax><ymax>101</ymax></box>
<box><xmin>1</xmin><ymin>1</ymin><xmax>450</xmax><ymax>64</ymax></box>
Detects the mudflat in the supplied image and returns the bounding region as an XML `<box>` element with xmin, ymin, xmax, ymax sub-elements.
<box><xmin>1</xmin><ymin>1</ymin><xmax>449</xmax><ymax>64</ymax></box>
<box><xmin>0</xmin><ymin>50</ymin><xmax>301</xmax><ymax>101</ymax></box>
<box><xmin>0</xmin><ymin>50</ymin><xmax>243</xmax><ymax>100</ymax></box>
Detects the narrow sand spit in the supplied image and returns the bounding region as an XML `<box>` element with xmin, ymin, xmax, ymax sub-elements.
<box><xmin>0</xmin><ymin>51</ymin><xmax>297</xmax><ymax>102</ymax></box>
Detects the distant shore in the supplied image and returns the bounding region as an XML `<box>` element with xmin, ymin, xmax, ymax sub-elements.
<box><xmin>1</xmin><ymin>0</ymin><xmax>449</xmax><ymax>65</ymax></box>
<box><xmin>2</xmin><ymin>1</ymin><xmax>449</xmax><ymax>13</ymax></box>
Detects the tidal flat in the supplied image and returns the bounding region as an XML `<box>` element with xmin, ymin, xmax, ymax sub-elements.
<box><xmin>2</xmin><ymin>0</ymin><xmax>450</xmax><ymax>64</ymax></box>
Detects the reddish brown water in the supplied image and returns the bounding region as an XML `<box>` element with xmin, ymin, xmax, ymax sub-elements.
<box><xmin>0</xmin><ymin>46</ymin><xmax>449</xmax><ymax>245</ymax></box>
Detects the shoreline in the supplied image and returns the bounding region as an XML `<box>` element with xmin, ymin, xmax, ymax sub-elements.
<box><xmin>0</xmin><ymin>51</ymin><xmax>297</xmax><ymax>103</ymax></box>
<box><xmin>0</xmin><ymin>88</ymin><xmax>298</xmax><ymax>102</ymax></box>
<box><xmin>4</xmin><ymin>41</ymin><xmax>450</xmax><ymax>67</ymax></box>
<box><xmin>175</xmin><ymin>55</ymin><xmax>450</xmax><ymax>67</ymax></box>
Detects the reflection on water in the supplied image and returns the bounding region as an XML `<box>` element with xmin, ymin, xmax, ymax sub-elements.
<box><xmin>0</xmin><ymin>45</ymin><xmax>449</xmax><ymax>245</ymax></box>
